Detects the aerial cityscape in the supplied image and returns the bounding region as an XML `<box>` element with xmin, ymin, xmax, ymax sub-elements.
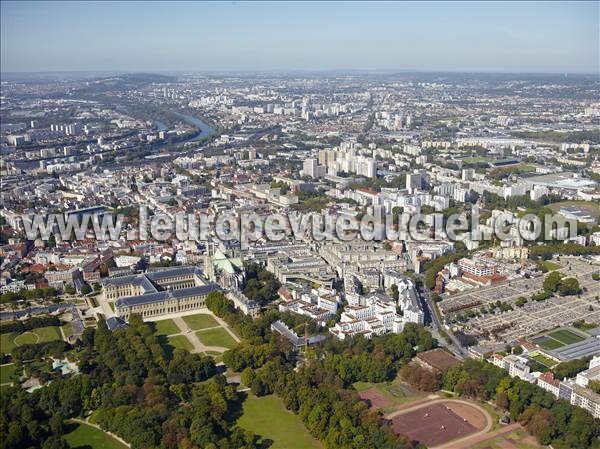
<box><xmin>0</xmin><ymin>2</ymin><xmax>599</xmax><ymax>449</ymax></box>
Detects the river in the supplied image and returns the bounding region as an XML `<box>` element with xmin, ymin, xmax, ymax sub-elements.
<box><xmin>170</xmin><ymin>111</ymin><xmax>215</xmax><ymax>141</ymax></box>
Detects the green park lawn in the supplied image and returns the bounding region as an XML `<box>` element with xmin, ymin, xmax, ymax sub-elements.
<box><xmin>64</xmin><ymin>421</ymin><xmax>128</xmax><ymax>449</ymax></box>
<box><xmin>196</xmin><ymin>328</ymin><xmax>237</xmax><ymax>349</ymax></box>
<box><xmin>538</xmin><ymin>260</ymin><xmax>561</xmax><ymax>272</ymax></box>
<box><xmin>3</xmin><ymin>326</ymin><xmax>63</xmax><ymax>350</ymax></box>
<box><xmin>352</xmin><ymin>380</ymin><xmax>421</xmax><ymax>408</ymax></box>
<box><xmin>0</xmin><ymin>333</ymin><xmax>17</xmax><ymax>354</ymax></box>
<box><xmin>237</xmin><ymin>394</ymin><xmax>322</xmax><ymax>449</ymax></box>
<box><xmin>29</xmin><ymin>326</ymin><xmax>62</xmax><ymax>343</ymax></box>
<box><xmin>0</xmin><ymin>363</ymin><xmax>17</xmax><ymax>384</ymax></box>
<box><xmin>167</xmin><ymin>335</ymin><xmax>194</xmax><ymax>351</ymax></box>
<box><xmin>183</xmin><ymin>313</ymin><xmax>219</xmax><ymax>330</ymax></box>
<box><xmin>62</xmin><ymin>323</ymin><xmax>74</xmax><ymax>339</ymax></box>
<box><xmin>154</xmin><ymin>319</ymin><xmax>180</xmax><ymax>336</ymax></box>
<box><xmin>14</xmin><ymin>332</ymin><xmax>39</xmax><ymax>345</ymax></box>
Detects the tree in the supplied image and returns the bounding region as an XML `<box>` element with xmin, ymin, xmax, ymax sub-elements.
<box><xmin>543</xmin><ymin>271</ymin><xmax>562</xmax><ymax>293</ymax></box>
<box><xmin>41</xmin><ymin>436</ymin><xmax>70</xmax><ymax>449</ymax></box>
<box><xmin>588</xmin><ymin>380</ymin><xmax>600</xmax><ymax>394</ymax></box>
<box><xmin>515</xmin><ymin>297</ymin><xmax>527</xmax><ymax>307</ymax></box>
<box><xmin>558</xmin><ymin>278</ymin><xmax>581</xmax><ymax>296</ymax></box>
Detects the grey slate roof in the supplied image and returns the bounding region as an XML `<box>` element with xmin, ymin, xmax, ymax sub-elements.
<box><xmin>115</xmin><ymin>283</ymin><xmax>220</xmax><ymax>308</ymax></box>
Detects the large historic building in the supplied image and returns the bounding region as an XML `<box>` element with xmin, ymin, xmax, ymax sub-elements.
<box><xmin>103</xmin><ymin>266</ymin><xmax>220</xmax><ymax>321</ymax></box>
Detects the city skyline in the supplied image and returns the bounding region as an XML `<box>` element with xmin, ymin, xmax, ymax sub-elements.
<box><xmin>1</xmin><ymin>1</ymin><xmax>599</xmax><ymax>74</ymax></box>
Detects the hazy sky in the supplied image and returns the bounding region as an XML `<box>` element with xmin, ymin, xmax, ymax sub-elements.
<box><xmin>1</xmin><ymin>1</ymin><xmax>598</xmax><ymax>73</ymax></box>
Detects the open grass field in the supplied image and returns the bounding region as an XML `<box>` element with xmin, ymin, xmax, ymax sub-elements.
<box><xmin>62</xmin><ymin>323</ymin><xmax>74</xmax><ymax>339</ymax></box>
<box><xmin>0</xmin><ymin>364</ymin><xmax>17</xmax><ymax>384</ymax></box>
<box><xmin>354</xmin><ymin>380</ymin><xmax>425</xmax><ymax>412</ymax></box>
<box><xmin>2</xmin><ymin>326</ymin><xmax>63</xmax><ymax>351</ymax></box>
<box><xmin>154</xmin><ymin>319</ymin><xmax>180</xmax><ymax>336</ymax></box>
<box><xmin>196</xmin><ymin>328</ymin><xmax>237</xmax><ymax>349</ymax></box>
<box><xmin>537</xmin><ymin>260</ymin><xmax>561</xmax><ymax>272</ymax></box>
<box><xmin>14</xmin><ymin>332</ymin><xmax>39</xmax><ymax>345</ymax></box>
<box><xmin>0</xmin><ymin>333</ymin><xmax>17</xmax><ymax>354</ymax></box>
<box><xmin>548</xmin><ymin>329</ymin><xmax>585</xmax><ymax>345</ymax></box>
<box><xmin>183</xmin><ymin>313</ymin><xmax>219</xmax><ymax>330</ymax></box>
<box><xmin>167</xmin><ymin>335</ymin><xmax>193</xmax><ymax>351</ymax></box>
<box><xmin>236</xmin><ymin>394</ymin><xmax>322</xmax><ymax>449</ymax></box>
<box><xmin>471</xmin><ymin>428</ymin><xmax>548</xmax><ymax>449</ymax></box>
<box><xmin>64</xmin><ymin>422</ymin><xmax>128</xmax><ymax>449</ymax></box>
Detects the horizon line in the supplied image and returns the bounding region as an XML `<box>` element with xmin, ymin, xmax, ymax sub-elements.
<box><xmin>1</xmin><ymin>69</ymin><xmax>599</xmax><ymax>76</ymax></box>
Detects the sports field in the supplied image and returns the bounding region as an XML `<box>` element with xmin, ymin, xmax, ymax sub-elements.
<box><xmin>64</xmin><ymin>421</ymin><xmax>128</xmax><ymax>449</ymax></box>
<box><xmin>532</xmin><ymin>336</ymin><xmax>564</xmax><ymax>350</ymax></box>
<box><xmin>389</xmin><ymin>400</ymin><xmax>488</xmax><ymax>447</ymax></box>
<box><xmin>196</xmin><ymin>328</ymin><xmax>237</xmax><ymax>349</ymax></box>
<box><xmin>532</xmin><ymin>329</ymin><xmax>585</xmax><ymax>350</ymax></box>
<box><xmin>182</xmin><ymin>313</ymin><xmax>219</xmax><ymax>330</ymax></box>
<box><xmin>237</xmin><ymin>394</ymin><xmax>322</xmax><ymax>449</ymax></box>
<box><xmin>548</xmin><ymin>329</ymin><xmax>585</xmax><ymax>345</ymax></box>
<box><xmin>167</xmin><ymin>335</ymin><xmax>193</xmax><ymax>351</ymax></box>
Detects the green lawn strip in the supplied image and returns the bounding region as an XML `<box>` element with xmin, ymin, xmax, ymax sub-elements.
<box><xmin>538</xmin><ymin>260</ymin><xmax>561</xmax><ymax>271</ymax></box>
<box><xmin>153</xmin><ymin>319</ymin><xmax>180</xmax><ymax>336</ymax></box>
<box><xmin>182</xmin><ymin>313</ymin><xmax>219</xmax><ymax>330</ymax></box>
<box><xmin>236</xmin><ymin>394</ymin><xmax>322</xmax><ymax>449</ymax></box>
<box><xmin>471</xmin><ymin>428</ymin><xmax>547</xmax><ymax>449</ymax></box>
<box><xmin>167</xmin><ymin>335</ymin><xmax>194</xmax><ymax>351</ymax></box>
<box><xmin>63</xmin><ymin>421</ymin><xmax>128</xmax><ymax>449</ymax></box>
<box><xmin>0</xmin><ymin>364</ymin><xmax>17</xmax><ymax>384</ymax></box>
<box><xmin>196</xmin><ymin>328</ymin><xmax>237</xmax><ymax>349</ymax></box>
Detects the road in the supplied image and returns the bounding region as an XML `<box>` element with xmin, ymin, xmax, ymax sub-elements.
<box><xmin>421</xmin><ymin>288</ymin><xmax>467</xmax><ymax>359</ymax></box>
